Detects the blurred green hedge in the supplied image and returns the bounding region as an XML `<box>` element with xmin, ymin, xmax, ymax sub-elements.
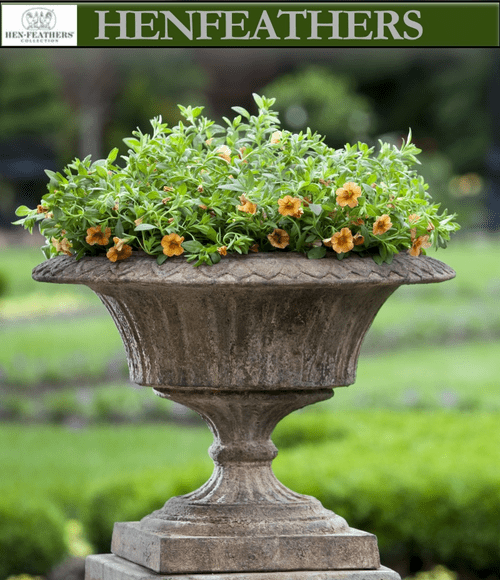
<box><xmin>0</xmin><ymin>501</ymin><xmax>67</xmax><ymax>579</ymax></box>
<box><xmin>83</xmin><ymin>411</ymin><xmax>500</xmax><ymax>577</ymax></box>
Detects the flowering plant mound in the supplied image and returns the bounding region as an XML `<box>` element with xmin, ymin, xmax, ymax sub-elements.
<box><xmin>15</xmin><ymin>94</ymin><xmax>459</xmax><ymax>266</ymax></box>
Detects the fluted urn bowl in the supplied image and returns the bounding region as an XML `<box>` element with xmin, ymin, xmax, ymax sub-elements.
<box><xmin>33</xmin><ymin>252</ymin><xmax>455</xmax><ymax>576</ymax></box>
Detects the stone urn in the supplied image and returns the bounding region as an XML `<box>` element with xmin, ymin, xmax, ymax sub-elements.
<box><xmin>33</xmin><ymin>252</ymin><xmax>455</xmax><ymax>580</ymax></box>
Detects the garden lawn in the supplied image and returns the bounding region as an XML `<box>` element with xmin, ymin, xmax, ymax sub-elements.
<box><xmin>0</xmin><ymin>423</ymin><xmax>212</xmax><ymax>517</ymax></box>
<box><xmin>332</xmin><ymin>338</ymin><xmax>500</xmax><ymax>411</ymax></box>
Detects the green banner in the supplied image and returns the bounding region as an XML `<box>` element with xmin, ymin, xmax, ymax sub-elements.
<box><xmin>1</xmin><ymin>2</ymin><xmax>499</xmax><ymax>47</ymax></box>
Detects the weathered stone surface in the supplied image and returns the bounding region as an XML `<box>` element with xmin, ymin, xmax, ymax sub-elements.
<box><xmin>85</xmin><ymin>554</ymin><xmax>401</xmax><ymax>580</ymax></box>
<box><xmin>34</xmin><ymin>253</ymin><xmax>454</xmax><ymax>577</ymax></box>
<box><xmin>112</xmin><ymin>523</ymin><xmax>380</xmax><ymax>574</ymax></box>
<box><xmin>32</xmin><ymin>252</ymin><xmax>456</xmax><ymax>288</ymax></box>
<box><xmin>32</xmin><ymin>253</ymin><xmax>455</xmax><ymax>390</ymax></box>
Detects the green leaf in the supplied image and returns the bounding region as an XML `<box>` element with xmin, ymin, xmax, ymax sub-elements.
<box><xmin>134</xmin><ymin>224</ymin><xmax>157</xmax><ymax>231</ymax></box>
<box><xmin>96</xmin><ymin>166</ymin><xmax>108</xmax><ymax>179</ymax></box>
<box><xmin>252</xmin><ymin>93</ymin><xmax>264</xmax><ymax>109</ymax></box>
<box><xmin>157</xmin><ymin>254</ymin><xmax>168</xmax><ymax>265</ymax></box>
<box><xmin>210</xmin><ymin>251</ymin><xmax>221</xmax><ymax>264</ymax></box>
<box><xmin>107</xmin><ymin>148</ymin><xmax>119</xmax><ymax>163</ymax></box>
<box><xmin>15</xmin><ymin>205</ymin><xmax>32</xmax><ymax>217</ymax></box>
<box><xmin>307</xmin><ymin>246</ymin><xmax>327</xmax><ymax>260</ymax></box>
<box><xmin>384</xmin><ymin>251</ymin><xmax>394</xmax><ymax>264</ymax></box>
<box><xmin>372</xmin><ymin>253</ymin><xmax>384</xmax><ymax>265</ymax></box>
<box><xmin>123</xmin><ymin>138</ymin><xmax>141</xmax><ymax>152</ymax></box>
<box><xmin>182</xmin><ymin>240</ymin><xmax>205</xmax><ymax>253</ymax></box>
<box><xmin>44</xmin><ymin>169</ymin><xmax>58</xmax><ymax>182</ymax></box>
<box><xmin>115</xmin><ymin>219</ymin><xmax>125</xmax><ymax>238</ymax></box>
<box><xmin>308</xmin><ymin>204</ymin><xmax>323</xmax><ymax>216</ymax></box>
<box><xmin>231</xmin><ymin>106</ymin><xmax>250</xmax><ymax>119</ymax></box>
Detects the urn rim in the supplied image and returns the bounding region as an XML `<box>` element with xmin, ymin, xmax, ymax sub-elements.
<box><xmin>32</xmin><ymin>251</ymin><xmax>455</xmax><ymax>288</ymax></box>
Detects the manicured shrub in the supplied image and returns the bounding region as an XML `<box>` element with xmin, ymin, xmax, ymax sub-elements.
<box><xmin>0</xmin><ymin>501</ymin><xmax>67</xmax><ymax>579</ymax></box>
<box><xmin>83</xmin><ymin>461</ymin><xmax>211</xmax><ymax>554</ymax></box>
<box><xmin>273</xmin><ymin>410</ymin><xmax>500</xmax><ymax>575</ymax></box>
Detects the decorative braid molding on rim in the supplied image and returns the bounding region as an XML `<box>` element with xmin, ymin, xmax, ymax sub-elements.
<box><xmin>33</xmin><ymin>252</ymin><xmax>455</xmax><ymax>288</ymax></box>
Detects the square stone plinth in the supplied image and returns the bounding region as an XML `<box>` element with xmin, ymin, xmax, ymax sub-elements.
<box><xmin>111</xmin><ymin>522</ymin><xmax>380</xmax><ymax>574</ymax></box>
<box><xmin>86</xmin><ymin>554</ymin><xmax>402</xmax><ymax>580</ymax></box>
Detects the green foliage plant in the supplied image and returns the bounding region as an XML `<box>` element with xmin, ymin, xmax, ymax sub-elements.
<box><xmin>14</xmin><ymin>94</ymin><xmax>459</xmax><ymax>267</ymax></box>
<box><xmin>0</xmin><ymin>501</ymin><xmax>67</xmax><ymax>579</ymax></box>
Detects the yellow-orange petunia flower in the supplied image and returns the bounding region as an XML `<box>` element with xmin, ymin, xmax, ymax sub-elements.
<box><xmin>278</xmin><ymin>196</ymin><xmax>302</xmax><ymax>217</ymax></box>
<box><xmin>86</xmin><ymin>225</ymin><xmax>111</xmax><ymax>246</ymax></box>
<box><xmin>267</xmin><ymin>228</ymin><xmax>290</xmax><ymax>249</ymax></box>
<box><xmin>408</xmin><ymin>213</ymin><xmax>420</xmax><ymax>225</ymax></box>
<box><xmin>216</xmin><ymin>145</ymin><xmax>231</xmax><ymax>163</ymax></box>
<box><xmin>52</xmin><ymin>237</ymin><xmax>73</xmax><ymax>256</ymax></box>
<box><xmin>336</xmin><ymin>182</ymin><xmax>362</xmax><ymax>208</ymax></box>
<box><xmin>37</xmin><ymin>204</ymin><xmax>49</xmax><ymax>214</ymax></box>
<box><xmin>409</xmin><ymin>235</ymin><xmax>431</xmax><ymax>257</ymax></box>
<box><xmin>372</xmin><ymin>214</ymin><xmax>392</xmax><ymax>236</ymax></box>
<box><xmin>106</xmin><ymin>237</ymin><xmax>132</xmax><ymax>262</ymax></box>
<box><xmin>161</xmin><ymin>233</ymin><xmax>185</xmax><ymax>257</ymax></box>
<box><xmin>330</xmin><ymin>228</ymin><xmax>354</xmax><ymax>254</ymax></box>
<box><xmin>217</xmin><ymin>246</ymin><xmax>227</xmax><ymax>256</ymax></box>
<box><xmin>271</xmin><ymin>131</ymin><xmax>282</xmax><ymax>144</ymax></box>
<box><xmin>353</xmin><ymin>233</ymin><xmax>365</xmax><ymax>246</ymax></box>
<box><xmin>322</xmin><ymin>238</ymin><xmax>333</xmax><ymax>248</ymax></box>
<box><xmin>249</xmin><ymin>243</ymin><xmax>259</xmax><ymax>253</ymax></box>
<box><xmin>237</xmin><ymin>194</ymin><xmax>257</xmax><ymax>215</ymax></box>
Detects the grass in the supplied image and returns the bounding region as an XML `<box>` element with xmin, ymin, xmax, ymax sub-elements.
<box><xmin>0</xmin><ymin>422</ymin><xmax>212</xmax><ymax>516</ymax></box>
<box><xmin>0</xmin><ymin>316</ymin><xmax>123</xmax><ymax>386</ymax></box>
<box><xmin>332</xmin><ymin>338</ymin><xmax>500</xmax><ymax>411</ymax></box>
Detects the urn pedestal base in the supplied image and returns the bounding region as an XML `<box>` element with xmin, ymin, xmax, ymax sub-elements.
<box><xmin>85</xmin><ymin>554</ymin><xmax>402</xmax><ymax>580</ymax></box>
<box><xmin>112</xmin><ymin>522</ymin><xmax>380</xmax><ymax>574</ymax></box>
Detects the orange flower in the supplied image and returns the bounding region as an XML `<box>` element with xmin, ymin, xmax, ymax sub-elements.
<box><xmin>249</xmin><ymin>243</ymin><xmax>259</xmax><ymax>253</ymax></box>
<box><xmin>372</xmin><ymin>214</ymin><xmax>392</xmax><ymax>236</ymax></box>
<box><xmin>86</xmin><ymin>225</ymin><xmax>111</xmax><ymax>246</ymax></box>
<box><xmin>134</xmin><ymin>217</ymin><xmax>143</xmax><ymax>226</ymax></box>
<box><xmin>161</xmin><ymin>233</ymin><xmax>185</xmax><ymax>257</ymax></box>
<box><xmin>237</xmin><ymin>194</ymin><xmax>257</xmax><ymax>215</ymax></box>
<box><xmin>353</xmin><ymin>233</ymin><xmax>365</xmax><ymax>246</ymax></box>
<box><xmin>267</xmin><ymin>228</ymin><xmax>290</xmax><ymax>249</ymax></box>
<box><xmin>336</xmin><ymin>182</ymin><xmax>362</xmax><ymax>208</ymax></box>
<box><xmin>271</xmin><ymin>131</ymin><xmax>282</xmax><ymax>144</ymax></box>
<box><xmin>52</xmin><ymin>237</ymin><xmax>73</xmax><ymax>256</ymax></box>
<box><xmin>106</xmin><ymin>237</ymin><xmax>132</xmax><ymax>262</ymax></box>
<box><xmin>408</xmin><ymin>213</ymin><xmax>420</xmax><ymax>225</ymax></box>
<box><xmin>330</xmin><ymin>228</ymin><xmax>354</xmax><ymax>254</ymax></box>
<box><xmin>216</xmin><ymin>145</ymin><xmax>231</xmax><ymax>163</ymax></box>
<box><xmin>217</xmin><ymin>246</ymin><xmax>227</xmax><ymax>256</ymax></box>
<box><xmin>409</xmin><ymin>235</ymin><xmax>431</xmax><ymax>257</ymax></box>
<box><xmin>322</xmin><ymin>238</ymin><xmax>333</xmax><ymax>248</ymax></box>
<box><xmin>278</xmin><ymin>196</ymin><xmax>302</xmax><ymax>217</ymax></box>
<box><xmin>37</xmin><ymin>204</ymin><xmax>49</xmax><ymax>214</ymax></box>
